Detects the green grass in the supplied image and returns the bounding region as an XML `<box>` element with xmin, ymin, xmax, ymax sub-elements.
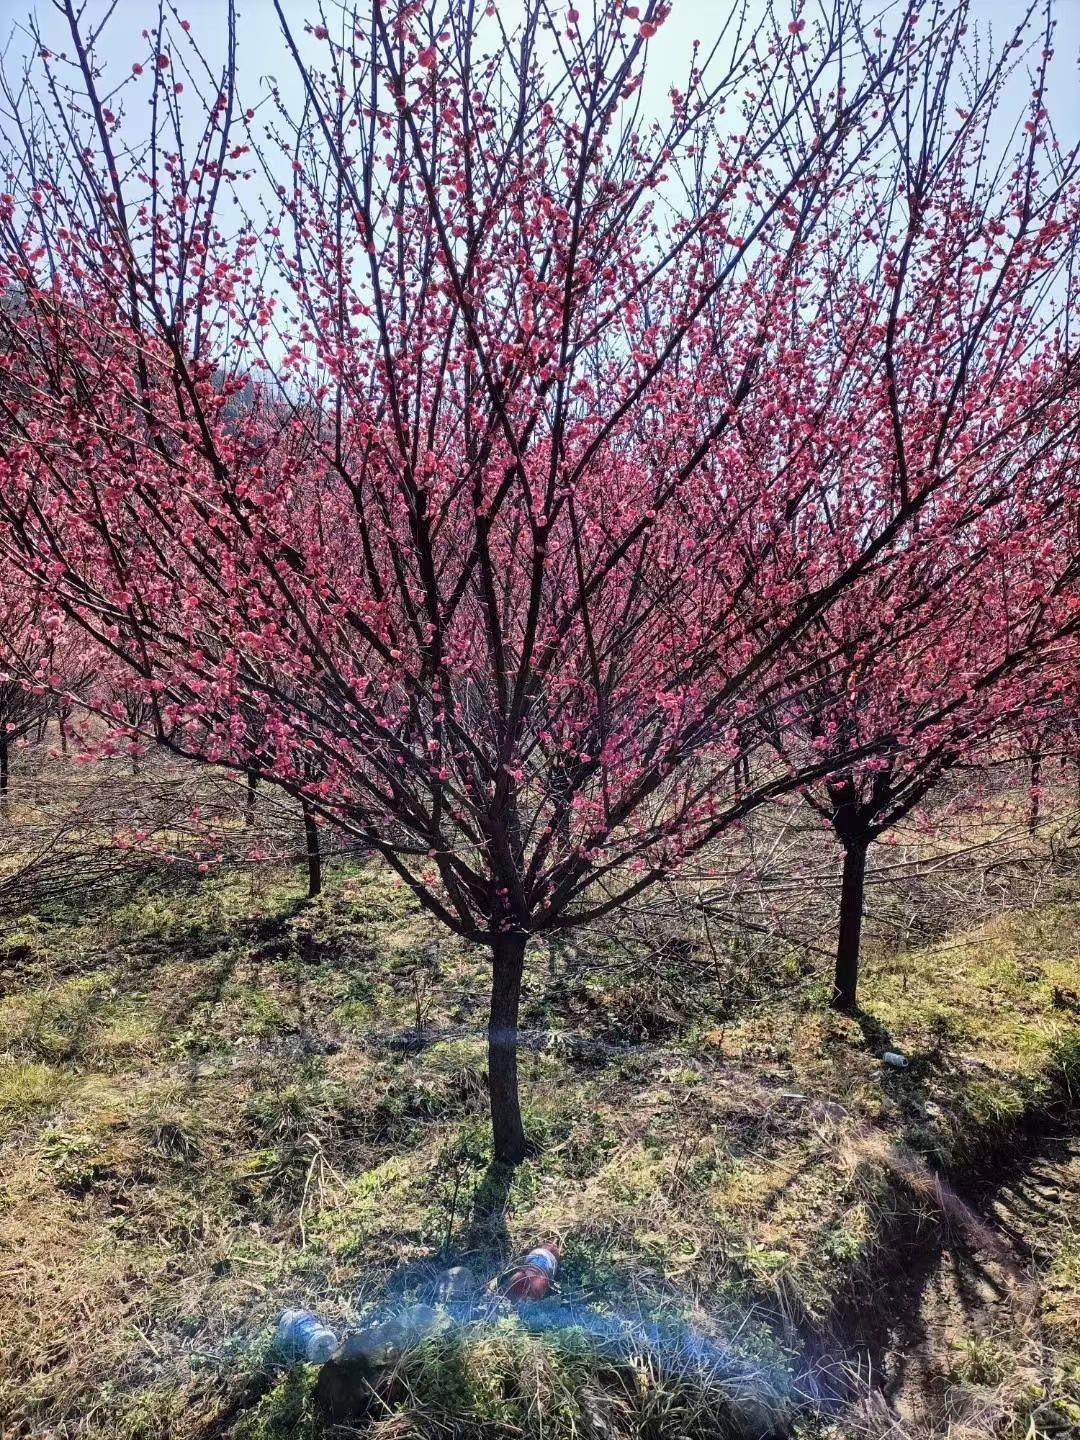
<box><xmin>1</xmin><ymin>866</ymin><xmax>1078</xmax><ymax>1438</ymax></box>
<box><xmin>0</xmin><ymin>1056</ymin><xmax>70</xmax><ymax>1134</ymax></box>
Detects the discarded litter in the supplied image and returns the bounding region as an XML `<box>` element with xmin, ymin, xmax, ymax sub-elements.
<box><xmin>506</xmin><ymin>1240</ymin><xmax>560</xmax><ymax>1302</ymax></box>
<box><xmin>435</xmin><ymin>1264</ymin><xmax>479</xmax><ymax>1304</ymax></box>
<box><xmin>275</xmin><ymin>1308</ymin><xmax>338</xmax><ymax>1363</ymax></box>
<box><xmin>882</xmin><ymin>1051</ymin><xmax>909</xmax><ymax>1069</ymax></box>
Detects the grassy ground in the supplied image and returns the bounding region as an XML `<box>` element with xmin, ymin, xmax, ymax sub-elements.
<box><xmin>1</xmin><ymin>857</ymin><xmax>1079</xmax><ymax>1439</ymax></box>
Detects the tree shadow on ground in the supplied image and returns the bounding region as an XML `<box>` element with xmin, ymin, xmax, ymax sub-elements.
<box><xmin>383</xmin><ymin>1153</ymin><xmax>518</xmax><ymax>1305</ymax></box>
<box><xmin>851</xmin><ymin>1007</ymin><xmax>897</xmax><ymax>1056</ymax></box>
<box><xmin>161</xmin><ymin>946</ymin><xmax>240</xmax><ymax>1036</ymax></box>
<box><xmin>818</xmin><ymin>1000</ymin><xmax>1080</xmax><ymax>1428</ymax></box>
<box><xmin>193</xmin><ymin>1366</ymin><xmax>278</xmax><ymax>1440</ymax></box>
<box><xmin>851</xmin><ymin>1118</ymin><xmax>1079</xmax><ymax>1427</ymax></box>
<box><xmin>457</xmin><ymin>1159</ymin><xmax>514</xmax><ymax>1261</ymax></box>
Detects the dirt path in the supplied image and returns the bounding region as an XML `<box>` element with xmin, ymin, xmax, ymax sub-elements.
<box><xmin>861</xmin><ymin>1128</ymin><xmax>1080</xmax><ymax>1437</ymax></box>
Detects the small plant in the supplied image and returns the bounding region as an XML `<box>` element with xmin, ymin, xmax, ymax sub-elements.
<box><xmin>39</xmin><ymin>1129</ymin><xmax>105</xmax><ymax>1192</ymax></box>
<box><xmin>390</xmin><ymin>941</ymin><xmax>441</xmax><ymax>1041</ymax></box>
<box><xmin>1053</xmin><ymin>1034</ymin><xmax>1080</xmax><ymax>1096</ymax></box>
<box><xmin>430</xmin><ymin>1126</ymin><xmax>488</xmax><ymax>1253</ymax></box>
<box><xmin>232</xmin><ymin>1366</ymin><xmax>321</xmax><ymax>1440</ymax></box>
<box><xmin>145</xmin><ymin>1116</ymin><xmax>202</xmax><ymax>1162</ymax></box>
<box><xmin>0</xmin><ymin>1058</ymin><xmax>67</xmax><ymax>1132</ymax></box>
<box><xmin>950</xmin><ymin>1336</ymin><xmax>1007</xmax><ymax>1387</ymax></box>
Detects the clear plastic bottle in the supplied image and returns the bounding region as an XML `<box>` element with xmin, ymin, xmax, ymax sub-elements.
<box><xmin>275</xmin><ymin>1308</ymin><xmax>338</xmax><ymax>1363</ymax></box>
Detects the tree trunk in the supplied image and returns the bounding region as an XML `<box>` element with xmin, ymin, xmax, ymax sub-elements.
<box><xmin>734</xmin><ymin>751</ymin><xmax>750</xmax><ymax>790</ymax></box>
<box><xmin>0</xmin><ymin>737</ymin><xmax>8</xmax><ymax>820</ymax></box>
<box><xmin>301</xmin><ymin>799</ymin><xmax>322</xmax><ymax>898</ymax></box>
<box><xmin>488</xmin><ymin>931</ymin><xmax>529</xmax><ymax>1165</ymax></box>
<box><xmin>58</xmin><ymin>708</ymin><xmax>68</xmax><ymax>755</ymax></box>
<box><xmin>550</xmin><ymin>765</ymin><xmax>572</xmax><ymax>850</ymax></box>
<box><xmin>245</xmin><ymin>767</ymin><xmax>258</xmax><ymax>827</ymax></box>
<box><xmin>833</xmin><ymin>838</ymin><xmax>868</xmax><ymax>1011</ymax></box>
<box><xmin>1029</xmin><ymin>751</ymin><xmax>1042</xmax><ymax>836</ymax></box>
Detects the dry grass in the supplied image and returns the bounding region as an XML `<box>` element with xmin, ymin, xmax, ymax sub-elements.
<box><xmin>0</xmin><ymin>749</ymin><xmax>1079</xmax><ymax>1439</ymax></box>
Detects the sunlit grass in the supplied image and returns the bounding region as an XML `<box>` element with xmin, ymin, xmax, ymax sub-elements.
<box><xmin>0</xmin><ymin>852</ymin><xmax>1078</xmax><ymax>1437</ymax></box>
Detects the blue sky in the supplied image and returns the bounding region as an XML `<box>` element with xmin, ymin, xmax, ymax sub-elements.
<box><xmin>2</xmin><ymin>0</ymin><xmax>1076</xmax><ymax>367</ymax></box>
<box><xmin>4</xmin><ymin>0</ymin><xmax>1078</xmax><ymax>132</ymax></box>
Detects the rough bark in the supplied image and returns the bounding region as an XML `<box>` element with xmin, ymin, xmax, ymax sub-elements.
<box><xmin>245</xmin><ymin>767</ymin><xmax>258</xmax><ymax>827</ymax></box>
<box><xmin>302</xmin><ymin>798</ymin><xmax>322</xmax><ymax>898</ymax></box>
<box><xmin>488</xmin><ymin>931</ymin><xmax>528</xmax><ymax>1164</ymax></box>
<box><xmin>833</xmin><ymin>838</ymin><xmax>868</xmax><ymax>1011</ymax></box>
<box><xmin>0</xmin><ymin>736</ymin><xmax>8</xmax><ymax>820</ymax></box>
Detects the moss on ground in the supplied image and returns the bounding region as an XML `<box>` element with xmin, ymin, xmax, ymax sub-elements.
<box><xmin>0</xmin><ymin>866</ymin><xmax>1078</xmax><ymax>1438</ymax></box>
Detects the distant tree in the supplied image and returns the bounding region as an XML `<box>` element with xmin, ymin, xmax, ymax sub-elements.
<box><xmin>760</xmin><ymin>520</ymin><xmax>1080</xmax><ymax>1010</ymax></box>
<box><xmin>1019</xmin><ymin>725</ymin><xmax>1047</xmax><ymax>838</ymax></box>
<box><xmin>96</xmin><ymin>664</ymin><xmax>157</xmax><ymax>773</ymax></box>
<box><xmin>1</xmin><ymin>1</ymin><xmax>1079</xmax><ymax>1158</ymax></box>
<box><xmin>1012</xmin><ymin>710</ymin><xmax>1076</xmax><ymax>837</ymax></box>
<box><xmin>0</xmin><ymin>590</ymin><xmax>92</xmax><ymax>816</ymax></box>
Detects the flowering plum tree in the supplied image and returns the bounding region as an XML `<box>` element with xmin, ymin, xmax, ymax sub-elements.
<box><xmin>0</xmin><ymin>582</ymin><xmax>97</xmax><ymax>815</ymax></box>
<box><xmin>0</xmin><ymin>1</ymin><xmax>1078</xmax><ymax>1158</ymax></box>
<box><xmin>760</xmin><ymin>509</ymin><xmax>1080</xmax><ymax>1010</ymax></box>
<box><xmin>0</xmin><ymin>595</ymin><xmax>54</xmax><ymax>816</ymax></box>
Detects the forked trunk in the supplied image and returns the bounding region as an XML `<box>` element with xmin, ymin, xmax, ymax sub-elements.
<box><xmin>488</xmin><ymin>931</ymin><xmax>528</xmax><ymax>1165</ymax></box>
<box><xmin>301</xmin><ymin>799</ymin><xmax>322</xmax><ymax>898</ymax></box>
<box><xmin>833</xmin><ymin>838</ymin><xmax>868</xmax><ymax>1011</ymax></box>
<box><xmin>0</xmin><ymin>736</ymin><xmax>8</xmax><ymax>820</ymax></box>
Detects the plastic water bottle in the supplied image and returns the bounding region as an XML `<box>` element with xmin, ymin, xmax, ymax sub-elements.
<box><xmin>435</xmin><ymin>1265</ymin><xmax>479</xmax><ymax>1305</ymax></box>
<box><xmin>275</xmin><ymin>1308</ymin><xmax>338</xmax><ymax>1363</ymax></box>
<box><xmin>506</xmin><ymin>1241</ymin><xmax>560</xmax><ymax>1302</ymax></box>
